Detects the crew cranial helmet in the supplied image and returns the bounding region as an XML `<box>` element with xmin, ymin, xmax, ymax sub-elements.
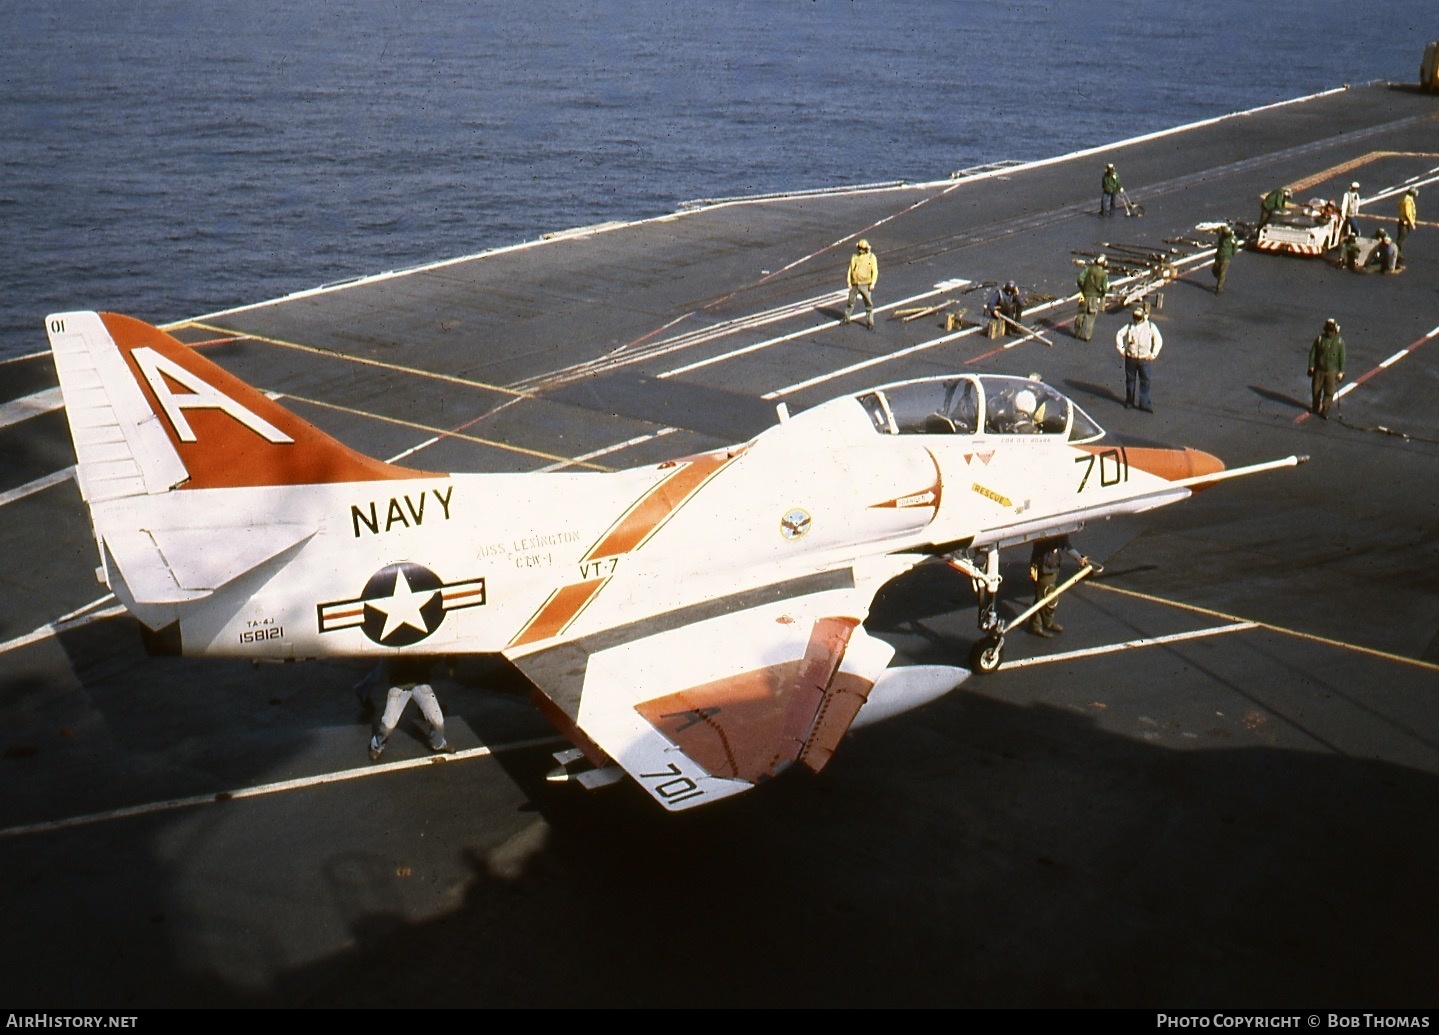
<box><xmin>1014</xmin><ymin>389</ymin><xmax>1037</xmax><ymax>414</ymax></box>
<box><xmin>1096</xmin><ymin>254</ymin><xmax>1107</xmax><ymax>265</ymax></box>
<box><xmin>857</xmin><ymin>239</ymin><xmax>870</xmax><ymax>251</ymax></box>
<box><xmin>1133</xmin><ymin>307</ymin><xmax>1145</xmax><ymax>319</ymax></box>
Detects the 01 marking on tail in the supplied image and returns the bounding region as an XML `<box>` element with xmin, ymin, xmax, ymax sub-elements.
<box><xmin>46</xmin><ymin>311</ymin><xmax>1303</xmax><ymax>810</ymax></box>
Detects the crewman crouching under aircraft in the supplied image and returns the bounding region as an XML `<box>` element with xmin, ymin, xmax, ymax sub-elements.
<box><xmin>368</xmin><ymin>656</ymin><xmax>449</xmax><ymax>759</ymax></box>
<box><xmin>1028</xmin><ymin>535</ymin><xmax>1102</xmax><ymax>638</ymax></box>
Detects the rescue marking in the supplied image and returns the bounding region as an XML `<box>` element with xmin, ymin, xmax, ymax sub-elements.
<box><xmin>971</xmin><ymin>482</ymin><xmax>1012</xmax><ymax>507</ymax></box>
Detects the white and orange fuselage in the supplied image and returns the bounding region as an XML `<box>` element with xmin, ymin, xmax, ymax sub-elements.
<box><xmin>48</xmin><ymin>311</ymin><xmax>1298</xmax><ymax>809</ymax></box>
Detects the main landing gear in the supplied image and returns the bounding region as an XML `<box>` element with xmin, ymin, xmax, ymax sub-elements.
<box><xmin>945</xmin><ymin>548</ymin><xmax>1007</xmax><ymax>674</ymax></box>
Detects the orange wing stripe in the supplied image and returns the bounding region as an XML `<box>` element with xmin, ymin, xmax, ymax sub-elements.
<box><xmin>587</xmin><ymin>453</ymin><xmax>731</xmax><ymax>560</ymax></box>
<box><xmin>509</xmin><ymin>579</ymin><xmax>607</xmax><ymax>648</ymax></box>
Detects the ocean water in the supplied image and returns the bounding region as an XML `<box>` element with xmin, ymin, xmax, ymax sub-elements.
<box><xmin>1</xmin><ymin>0</ymin><xmax>1433</xmax><ymax>361</ymax></box>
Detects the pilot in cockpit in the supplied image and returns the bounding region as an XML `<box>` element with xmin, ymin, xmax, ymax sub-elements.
<box><xmin>989</xmin><ymin>385</ymin><xmax>1044</xmax><ymax>434</ymax></box>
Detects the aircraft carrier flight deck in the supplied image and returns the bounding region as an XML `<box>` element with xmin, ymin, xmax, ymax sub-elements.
<box><xmin>1</xmin><ymin>82</ymin><xmax>1436</xmax><ymax>1008</ymax></box>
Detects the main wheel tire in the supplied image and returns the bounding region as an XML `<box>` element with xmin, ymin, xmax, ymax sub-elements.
<box><xmin>968</xmin><ymin>635</ymin><xmax>1004</xmax><ymax>674</ymax></box>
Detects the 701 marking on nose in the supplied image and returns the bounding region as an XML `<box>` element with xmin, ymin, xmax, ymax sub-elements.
<box><xmin>1075</xmin><ymin>447</ymin><xmax>1128</xmax><ymax>492</ymax></box>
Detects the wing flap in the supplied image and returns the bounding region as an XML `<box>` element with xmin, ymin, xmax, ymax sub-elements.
<box><xmin>511</xmin><ymin>581</ymin><xmax>953</xmax><ymax>809</ymax></box>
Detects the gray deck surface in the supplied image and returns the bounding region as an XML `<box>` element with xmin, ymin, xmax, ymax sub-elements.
<box><xmin>1</xmin><ymin>83</ymin><xmax>1437</xmax><ymax>1008</ymax></box>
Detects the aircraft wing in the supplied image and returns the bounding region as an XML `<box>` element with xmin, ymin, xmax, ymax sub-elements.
<box><xmin>506</xmin><ymin>567</ymin><xmax>965</xmax><ymax>811</ymax></box>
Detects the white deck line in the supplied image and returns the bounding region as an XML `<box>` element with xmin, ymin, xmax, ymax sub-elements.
<box><xmin>0</xmin><ymin>387</ymin><xmax>64</xmax><ymax>429</ymax></box>
<box><xmin>0</xmin><ymin>735</ymin><xmax>568</xmax><ymax>840</ymax></box>
<box><xmin>1001</xmin><ymin>622</ymin><xmax>1258</xmax><ymax>669</ymax></box>
<box><xmin>658</xmin><ymin>286</ymin><xmax>951</xmax><ymax>379</ymax></box>
<box><xmin>0</xmin><ymin>467</ymin><xmax>74</xmax><ymax>509</ymax></box>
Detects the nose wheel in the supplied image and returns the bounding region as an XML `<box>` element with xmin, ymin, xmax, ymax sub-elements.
<box><xmin>968</xmin><ymin>633</ymin><xmax>1005</xmax><ymax>674</ymax></box>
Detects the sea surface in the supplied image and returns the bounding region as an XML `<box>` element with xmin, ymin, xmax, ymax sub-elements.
<box><xmin>1</xmin><ymin>0</ymin><xmax>1433</xmax><ymax>361</ymax></box>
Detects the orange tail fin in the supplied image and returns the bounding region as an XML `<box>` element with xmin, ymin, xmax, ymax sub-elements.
<box><xmin>47</xmin><ymin>311</ymin><xmax>432</xmax><ymax>497</ymax></box>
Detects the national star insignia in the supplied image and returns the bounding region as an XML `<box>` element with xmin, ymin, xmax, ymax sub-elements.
<box><xmin>316</xmin><ymin>562</ymin><xmax>487</xmax><ymax>646</ymax></box>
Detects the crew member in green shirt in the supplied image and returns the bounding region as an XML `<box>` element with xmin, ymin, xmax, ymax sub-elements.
<box><xmin>1307</xmin><ymin>318</ymin><xmax>1346</xmax><ymax>420</ymax></box>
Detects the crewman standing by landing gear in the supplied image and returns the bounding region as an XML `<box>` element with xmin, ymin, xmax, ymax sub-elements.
<box><xmin>1027</xmin><ymin>535</ymin><xmax>1102</xmax><ymax>638</ymax></box>
<box><xmin>1073</xmin><ymin>254</ymin><xmax>1109</xmax><ymax>341</ymax></box>
<box><xmin>844</xmin><ymin>239</ymin><xmax>879</xmax><ymax>329</ymax></box>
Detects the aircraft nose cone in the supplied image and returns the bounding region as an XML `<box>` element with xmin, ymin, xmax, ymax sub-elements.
<box><xmin>1122</xmin><ymin>444</ymin><xmax>1226</xmax><ymax>483</ymax></box>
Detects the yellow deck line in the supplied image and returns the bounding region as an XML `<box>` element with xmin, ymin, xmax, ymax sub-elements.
<box><xmin>1089</xmin><ymin>582</ymin><xmax>1439</xmax><ymax>673</ymax></box>
<box><xmin>175</xmin><ymin>319</ymin><xmax>531</xmax><ymax>399</ymax></box>
<box><xmin>282</xmin><ymin>392</ymin><xmax>612</xmax><ymax>472</ymax></box>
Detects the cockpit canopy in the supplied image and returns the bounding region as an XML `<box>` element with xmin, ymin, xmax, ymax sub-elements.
<box><xmin>857</xmin><ymin>374</ymin><xmax>1104</xmax><ymax>443</ymax></box>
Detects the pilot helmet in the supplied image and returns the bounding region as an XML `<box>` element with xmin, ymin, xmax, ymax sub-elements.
<box><xmin>856</xmin><ymin>239</ymin><xmax>870</xmax><ymax>251</ymax></box>
<box><xmin>1014</xmin><ymin>389</ymin><xmax>1037</xmax><ymax>414</ymax></box>
<box><xmin>1005</xmin><ymin>280</ymin><xmax>1017</xmax><ymax>290</ymax></box>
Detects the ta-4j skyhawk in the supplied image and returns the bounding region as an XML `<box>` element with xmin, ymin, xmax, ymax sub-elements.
<box><xmin>46</xmin><ymin>312</ymin><xmax>1302</xmax><ymax>810</ymax></box>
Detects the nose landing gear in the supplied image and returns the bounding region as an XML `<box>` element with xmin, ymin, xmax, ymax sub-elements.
<box><xmin>945</xmin><ymin>547</ymin><xmax>1008</xmax><ymax>675</ymax></box>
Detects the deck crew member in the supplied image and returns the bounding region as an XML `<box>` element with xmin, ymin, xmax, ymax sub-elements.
<box><xmin>1100</xmin><ymin>163</ymin><xmax>1122</xmax><ymax>217</ymax></box>
<box><xmin>369</xmin><ymin>656</ymin><xmax>449</xmax><ymax>760</ymax></box>
<box><xmin>1337</xmin><ymin>229</ymin><xmax>1362</xmax><ymax>270</ymax></box>
<box><xmin>1307</xmin><ymin>319</ymin><xmax>1346</xmax><ymax>420</ymax></box>
<box><xmin>1027</xmin><ymin>535</ymin><xmax>1101</xmax><ymax>638</ymax></box>
<box><xmin>1212</xmin><ymin>224</ymin><xmax>1239</xmax><ymax>294</ymax></box>
<box><xmin>1073</xmin><ymin>254</ymin><xmax>1108</xmax><ymax>341</ymax></box>
<box><xmin>1340</xmin><ymin>182</ymin><xmax>1363</xmax><ymax>236</ymax></box>
<box><xmin>1116</xmin><ymin>305</ymin><xmax>1163</xmax><ymax>412</ymax></box>
<box><xmin>985</xmin><ymin>280</ymin><xmax>1024</xmax><ymax>337</ymax></box>
<box><xmin>1258</xmin><ymin>186</ymin><xmax>1292</xmax><ymax>229</ymax></box>
<box><xmin>1397</xmin><ymin>187</ymin><xmax>1417</xmax><ymax>267</ymax></box>
<box><xmin>1366</xmin><ymin>228</ymin><xmax>1399</xmax><ymax>273</ymax></box>
<box><xmin>844</xmin><ymin>239</ymin><xmax>879</xmax><ymax>329</ymax></box>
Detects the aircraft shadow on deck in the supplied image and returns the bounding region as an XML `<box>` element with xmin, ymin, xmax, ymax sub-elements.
<box><xmin>13</xmin><ymin>685</ymin><xmax>1434</xmax><ymax>1007</ymax></box>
